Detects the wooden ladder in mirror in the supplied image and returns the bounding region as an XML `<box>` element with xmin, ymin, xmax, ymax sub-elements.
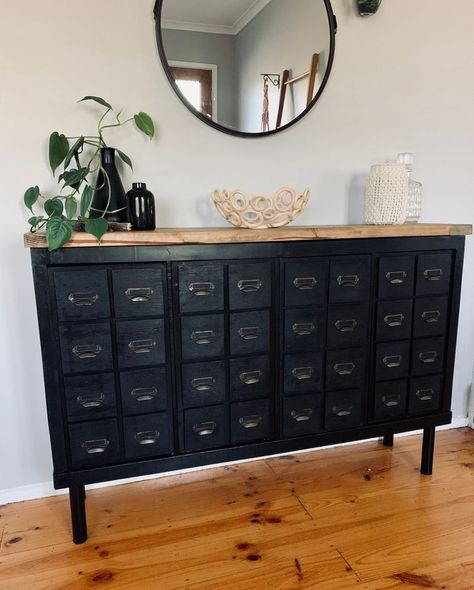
<box><xmin>276</xmin><ymin>53</ymin><xmax>319</xmax><ymax>129</ymax></box>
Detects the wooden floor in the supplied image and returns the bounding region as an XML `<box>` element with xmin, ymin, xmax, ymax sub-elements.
<box><xmin>1</xmin><ymin>429</ymin><xmax>474</xmax><ymax>590</ymax></box>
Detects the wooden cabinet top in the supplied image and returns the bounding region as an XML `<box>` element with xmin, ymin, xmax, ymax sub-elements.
<box><xmin>24</xmin><ymin>224</ymin><xmax>472</xmax><ymax>249</ymax></box>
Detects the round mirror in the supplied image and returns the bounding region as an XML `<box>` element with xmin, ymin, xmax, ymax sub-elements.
<box><xmin>155</xmin><ymin>0</ymin><xmax>336</xmax><ymax>137</ymax></box>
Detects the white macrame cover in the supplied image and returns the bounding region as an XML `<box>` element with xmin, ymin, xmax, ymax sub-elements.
<box><xmin>365</xmin><ymin>164</ymin><xmax>409</xmax><ymax>225</ymax></box>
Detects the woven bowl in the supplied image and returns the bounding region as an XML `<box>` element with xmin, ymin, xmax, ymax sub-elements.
<box><xmin>212</xmin><ymin>187</ymin><xmax>310</xmax><ymax>229</ymax></box>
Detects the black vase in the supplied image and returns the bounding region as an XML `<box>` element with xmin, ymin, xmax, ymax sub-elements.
<box><xmin>357</xmin><ymin>0</ymin><xmax>381</xmax><ymax>16</ymax></box>
<box><xmin>126</xmin><ymin>183</ymin><xmax>156</xmax><ymax>231</ymax></box>
<box><xmin>90</xmin><ymin>147</ymin><xmax>127</xmax><ymax>222</ymax></box>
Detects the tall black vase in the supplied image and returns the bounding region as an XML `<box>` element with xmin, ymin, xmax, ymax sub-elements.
<box><xmin>90</xmin><ymin>147</ymin><xmax>127</xmax><ymax>222</ymax></box>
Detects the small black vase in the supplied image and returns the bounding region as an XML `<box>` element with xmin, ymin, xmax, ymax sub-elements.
<box><xmin>90</xmin><ymin>147</ymin><xmax>127</xmax><ymax>222</ymax></box>
<box><xmin>126</xmin><ymin>183</ymin><xmax>156</xmax><ymax>231</ymax></box>
<box><xmin>357</xmin><ymin>0</ymin><xmax>381</xmax><ymax>16</ymax></box>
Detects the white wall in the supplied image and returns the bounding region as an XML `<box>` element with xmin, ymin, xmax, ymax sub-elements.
<box><xmin>0</xmin><ymin>0</ymin><xmax>473</xmax><ymax>498</ymax></box>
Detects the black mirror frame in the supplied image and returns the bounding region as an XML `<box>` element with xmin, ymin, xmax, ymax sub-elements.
<box><xmin>154</xmin><ymin>0</ymin><xmax>337</xmax><ymax>138</ymax></box>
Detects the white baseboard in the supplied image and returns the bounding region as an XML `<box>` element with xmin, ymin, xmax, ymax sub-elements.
<box><xmin>1</xmin><ymin>417</ymin><xmax>469</xmax><ymax>506</ymax></box>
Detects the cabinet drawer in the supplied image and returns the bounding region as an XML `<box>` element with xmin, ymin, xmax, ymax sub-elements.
<box><xmin>413</xmin><ymin>296</ymin><xmax>449</xmax><ymax>338</ymax></box>
<box><xmin>282</xmin><ymin>394</ymin><xmax>324</xmax><ymax>438</ymax></box>
<box><xmin>64</xmin><ymin>373</ymin><xmax>116</xmax><ymax>422</ymax></box>
<box><xmin>283</xmin><ymin>352</ymin><xmax>323</xmax><ymax>395</ymax></box>
<box><xmin>375</xmin><ymin>341</ymin><xmax>410</xmax><ymax>381</ymax></box>
<box><xmin>378</xmin><ymin>256</ymin><xmax>415</xmax><ymax>299</ymax></box>
<box><xmin>182</xmin><ymin>360</ymin><xmax>226</xmax><ymax>407</ymax></box>
<box><xmin>231</xmin><ymin>399</ymin><xmax>272</xmax><ymax>444</ymax></box>
<box><xmin>184</xmin><ymin>406</ymin><xmax>227</xmax><ymax>452</ymax></box>
<box><xmin>284</xmin><ymin>259</ymin><xmax>328</xmax><ymax>307</ymax></box>
<box><xmin>373</xmin><ymin>380</ymin><xmax>407</xmax><ymax>421</ymax></box>
<box><xmin>54</xmin><ymin>269</ymin><xmax>110</xmax><ymax>321</ymax></box>
<box><xmin>230</xmin><ymin>310</ymin><xmax>270</xmax><ymax>356</ymax></box>
<box><xmin>69</xmin><ymin>419</ymin><xmax>120</xmax><ymax>469</ymax></box>
<box><xmin>325</xmin><ymin>348</ymin><xmax>366</xmax><ymax>390</ymax></box>
<box><xmin>327</xmin><ymin>304</ymin><xmax>369</xmax><ymax>349</ymax></box>
<box><xmin>376</xmin><ymin>300</ymin><xmax>413</xmax><ymax>342</ymax></box>
<box><xmin>329</xmin><ymin>257</ymin><xmax>371</xmax><ymax>303</ymax></box>
<box><xmin>116</xmin><ymin>319</ymin><xmax>165</xmax><ymax>368</ymax></box>
<box><xmin>112</xmin><ymin>268</ymin><xmax>164</xmax><ymax>318</ymax></box>
<box><xmin>59</xmin><ymin>322</ymin><xmax>113</xmax><ymax>374</ymax></box>
<box><xmin>178</xmin><ymin>263</ymin><xmax>224</xmax><ymax>313</ymax></box>
<box><xmin>120</xmin><ymin>367</ymin><xmax>168</xmax><ymax>415</ymax></box>
<box><xmin>411</xmin><ymin>337</ymin><xmax>445</xmax><ymax>376</ymax></box>
<box><xmin>229</xmin><ymin>262</ymin><xmax>272</xmax><ymax>310</ymax></box>
<box><xmin>123</xmin><ymin>413</ymin><xmax>172</xmax><ymax>460</ymax></box>
<box><xmin>416</xmin><ymin>253</ymin><xmax>452</xmax><ymax>296</ymax></box>
<box><xmin>230</xmin><ymin>355</ymin><xmax>270</xmax><ymax>401</ymax></box>
<box><xmin>408</xmin><ymin>374</ymin><xmax>442</xmax><ymax>415</ymax></box>
<box><xmin>181</xmin><ymin>314</ymin><xmax>225</xmax><ymax>361</ymax></box>
<box><xmin>325</xmin><ymin>390</ymin><xmax>362</xmax><ymax>431</ymax></box>
<box><xmin>284</xmin><ymin>308</ymin><xmax>325</xmax><ymax>352</ymax></box>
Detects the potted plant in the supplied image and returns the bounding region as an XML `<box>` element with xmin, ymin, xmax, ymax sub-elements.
<box><xmin>356</xmin><ymin>0</ymin><xmax>382</xmax><ymax>16</ymax></box>
<box><xmin>24</xmin><ymin>96</ymin><xmax>155</xmax><ymax>250</ymax></box>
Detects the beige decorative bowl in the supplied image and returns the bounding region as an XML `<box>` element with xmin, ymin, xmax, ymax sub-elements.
<box><xmin>212</xmin><ymin>187</ymin><xmax>310</xmax><ymax>229</ymax></box>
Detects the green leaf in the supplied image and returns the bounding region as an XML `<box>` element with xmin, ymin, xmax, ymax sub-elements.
<box><xmin>49</xmin><ymin>132</ymin><xmax>70</xmax><ymax>175</ymax></box>
<box><xmin>46</xmin><ymin>216</ymin><xmax>72</xmax><ymax>251</ymax></box>
<box><xmin>78</xmin><ymin>96</ymin><xmax>112</xmax><ymax>109</ymax></box>
<box><xmin>44</xmin><ymin>198</ymin><xmax>63</xmax><ymax>217</ymax></box>
<box><xmin>59</xmin><ymin>167</ymin><xmax>89</xmax><ymax>189</ymax></box>
<box><xmin>64</xmin><ymin>137</ymin><xmax>84</xmax><ymax>170</ymax></box>
<box><xmin>24</xmin><ymin>186</ymin><xmax>40</xmax><ymax>212</ymax></box>
<box><xmin>134</xmin><ymin>112</ymin><xmax>155</xmax><ymax>139</ymax></box>
<box><xmin>85</xmin><ymin>217</ymin><xmax>108</xmax><ymax>242</ymax></box>
<box><xmin>65</xmin><ymin>197</ymin><xmax>77</xmax><ymax>220</ymax></box>
<box><xmin>28</xmin><ymin>216</ymin><xmax>44</xmax><ymax>229</ymax></box>
<box><xmin>80</xmin><ymin>185</ymin><xmax>94</xmax><ymax>218</ymax></box>
<box><xmin>116</xmin><ymin>149</ymin><xmax>133</xmax><ymax>171</ymax></box>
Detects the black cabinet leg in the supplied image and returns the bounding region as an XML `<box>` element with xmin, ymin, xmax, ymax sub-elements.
<box><xmin>383</xmin><ymin>434</ymin><xmax>394</xmax><ymax>447</ymax></box>
<box><xmin>69</xmin><ymin>484</ymin><xmax>88</xmax><ymax>544</ymax></box>
<box><xmin>421</xmin><ymin>426</ymin><xmax>436</xmax><ymax>475</ymax></box>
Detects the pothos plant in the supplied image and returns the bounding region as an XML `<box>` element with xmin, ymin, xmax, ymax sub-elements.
<box><xmin>24</xmin><ymin>96</ymin><xmax>155</xmax><ymax>251</ymax></box>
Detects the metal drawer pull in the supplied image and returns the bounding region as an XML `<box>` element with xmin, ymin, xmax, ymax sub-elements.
<box><xmin>384</xmin><ymin>313</ymin><xmax>405</xmax><ymax>327</ymax></box>
<box><xmin>337</xmin><ymin>274</ymin><xmax>359</xmax><ymax>287</ymax></box>
<box><xmin>293</xmin><ymin>277</ymin><xmax>317</xmax><ymax>290</ymax></box>
<box><xmin>238</xmin><ymin>326</ymin><xmax>262</xmax><ymax>341</ymax></box>
<box><xmin>334</xmin><ymin>362</ymin><xmax>355</xmax><ymax>375</ymax></box>
<box><xmin>128</xmin><ymin>339</ymin><xmax>156</xmax><ymax>354</ymax></box>
<box><xmin>424</xmin><ymin>268</ymin><xmax>443</xmax><ymax>281</ymax></box>
<box><xmin>292</xmin><ymin>366</ymin><xmax>314</xmax><ymax>380</ymax></box>
<box><xmin>125</xmin><ymin>287</ymin><xmax>153</xmax><ymax>302</ymax></box>
<box><xmin>240</xmin><ymin>370</ymin><xmax>262</xmax><ymax>385</ymax></box>
<box><xmin>76</xmin><ymin>392</ymin><xmax>105</xmax><ymax>408</ymax></box>
<box><xmin>335</xmin><ymin>319</ymin><xmax>358</xmax><ymax>332</ymax></box>
<box><xmin>191</xmin><ymin>330</ymin><xmax>216</xmax><ymax>345</ymax></box>
<box><xmin>422</xmin><ymin>310</ymin><xmax>441</xmax><ymax>323</ymax></box>
<box><xmin>191</xmin><ymin>377</ymin><xmax>215</xmax><ymax>391</ymax></box>
<box><xmin>239</xmin><ymin>415</ymin><xmax>262</xmax><ymax>429</ymax></box>
<box><xmin>131</xmin><ymin>387</ymin><xmax>158</xmax><ymax>402</ymax></box>
<box><xmin>189</xmin><ymin>282</ymin><xmax>215</xmax><ymax>296</ymax></box>
<box><xmin>419</xmin><ymin>350</ymin><xmax>438</xmax><ymax>363</ymax></box>
<box><xmin>238</xmin><ymin>279</ymin><xmax>262</xmax><ymax>293</ymax></box>
<box><xmin>382</xmin><ymin>394</ymin><xmax>401</xmax><ymax>407</ymax></box>
<box><xmin>134</xmin><ymin>430</ymin><xmax>160</xmax><ymax>445</ymax></box>
<box><xmin>386</xmin><ymin>270</ymin><xmax>407</xmax><ymax>285</ymax></box>
<box><xmin>291</xmin><ymin>408</ymin><xmax>313</xmax><ymax>422</ymax></box>
<box><xmin>333</xmin><ymin>405</ymin><xmax>353</xmax><ymax>417</ymax></box>
<box><xmin>383</xmin><ymin>355</ymin><xmax>402</xmax><ymax>368</ymax></box>
<box><xmin>72</xmin><ymin>344</ymin><xmax>102</xmax><ymax>359</ymax></box>
<box><xmin>68</xmin><ymin>292</ymin><xmax>99</xmax><ymax>306</ymax></box>
<box><xmin>193</xmin><ymin>421</ymin><xmax>217</xmax><ymax>436</ymax></box>
<box><xmin>416</xmin><ymin>388</ymin><xmax>435</xmax><ymax>401</ymax></box>
<box><xmin>292</xmin><ymin>322</ymin><xmax>315</xmax><ymax>336</ymax></box>
<box><xmin>82</xmin><ymin>438</ymin><xmax>109</xmax><ymax>454</ymax></box>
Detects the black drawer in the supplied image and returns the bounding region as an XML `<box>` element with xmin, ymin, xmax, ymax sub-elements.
<box><xmin>229</xmin><ymin>262</ymin><xmax>272</xmax><ymax>310</ymax></box>
<box><xmin>284</xmin><ymin>308</ymin><xmax>325</xmax><ymax>352</ymax></box>
<box><xmin>231</xmin><ymin>399</ymin><xmax>272</xmax><ymax>444</ymax></box>
<box><xmin>282</xmin><ymin>394</ymin><xmax>324</xmax><ymax>438</ymax></box>
<box><xmin>54</xmin><ymin>269</ymin><xmax>110</xmax><ymax>321</ymax></box>
<box><xmin>329</xmin><ymin>256</ymin><xmax>371</xmax><ymax>303</ymax></box>
<box><xmin>182</xmin><ymin>360</ymin><xmax>226</xmax><ymax>407</ymax></box>
<box><xmin>64</xmin><ymin>373</ymin><xmax>116</xmax><ymax>422</ymax></box>
<box><xmin>376</xmin><ymin>299</ymin><xmax>413</xmax><ymax>342</ymax></box>
<box><xmin>325</xmin><ymin>348</ymin><xmax>366</xmax><ymax>390</ymax></box>
<box><xmin>181</xmin><ymin>314</ymin><xmax>225</xmax><ymax>361</ymax></box>
<box><xmin>284</xmin><ymin>259</ymin><xmax>328</xmax><ymax>307</ymax></box>
<box><xmin>373</xmin><ymin>380</ymin><xmax>408</xmax><ymax>421</ymax></box>
<box><xmin>230</xmin><ymin>355</ymin><xmax>270</xmax><ymax>401</ymax></box>
<box><xmin>416</xmin><ymin>253</ymin><xmax>452</xmax><ymax>296</ymax></box>
<box><xmin>123</xmin><ymin>413</ymin><xmax>173</xmax><ymax>460</ymax></box>
<box><xmin>120</xmin><ymin>367</ymin><xmax>168</xmax><ymax>416</ymax></box>
<box><xmin>325</xmin><ymin>390</ymin><xmax>362</xmax><ymax>431</ymax></box>
<box><xmin>283</xmin><ymin>352</ymin><xmax>324</xmax><ymax>394</ymax></box>
<box><xmin>230</xmin><ymin>310</ymin><xmax>270</xmax><ymax>356</ymax></box>
<box><xmin>378</xmin><ymin>256</ymin><xmax>415</xmax><ymax>299</ymax></box>
<box><xmin>178</xmin><ymin>263</ymin><xmax>224</xmax><ymax>313</ymax></box>
<box><xmin>413</xmin><ymin>296</ymin><xmax>449</xmax><ymax>338</ymax></box>
<box><xmin>375</xmin><ymin>341</ymin><xmax>410</xmax><ymax>381</ymax></box>
<box><xmin>327</xmin><ymin>304</ymin><xmax>369</xmax><ymax>349</ymax></box>
<box><xmin>411</xmin><ymin>337</ymin><xmax>445</xmax><ymax>376</ymax></box>
<box><xmin>112</xmin><ymin>267</ymin><xmax>164</xmax><ymax>318</ymax></box>
<box><xmin>69</xmin><ymin>419</ymin><xmax>120</xmax><ymax>469</ymax></box>
<box><xmin>183</xmin><ymin>405</ymin><xmax>227</xmax><ymax>452</ymax></box>
<box><xmin>116</xmin><ymin>319</ymin><xmax>166</xmax><ymax>368</ymax></box>
<box><xmin>59</xmin><ymin>322</ymin><xmax>113</xmax><ymax>374</ymax></box>
<box><xmin>408</xmin><ymin>374</ymin><xmax>442</xmax><ymax>415</ymax></box>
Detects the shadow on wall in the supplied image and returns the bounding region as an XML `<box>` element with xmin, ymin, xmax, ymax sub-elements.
<box><xmin>347</xmin><ymin>174</ymin><xmax>367</xmax><ymax>224</ymax></box>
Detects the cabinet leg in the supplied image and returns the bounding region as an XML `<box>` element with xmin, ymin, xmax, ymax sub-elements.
<box><xmin>421</xmin><ymin>426</ymin><xmax>436</xmax><ymax>475</ymax></box>
<box><xmin>383</xmin><ymin>434</ymin><xmax>394</xmax><ymax>447</ymax></box>
<box><xmin>69</xmin><ymin>485</ymin><xmax>88</xmax><ymax>544</ymax></box>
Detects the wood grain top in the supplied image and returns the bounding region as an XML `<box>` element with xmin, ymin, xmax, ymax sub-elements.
<box><xmin>24</xmin><ymin>223</ymin><xmax>472</xmax><ymax>248</ymax></box>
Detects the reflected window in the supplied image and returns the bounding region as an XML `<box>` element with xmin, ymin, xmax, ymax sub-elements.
<box><xmin>170</xmin><ymin>65</ymin><xmax>213</xmax><ymax>119</ymax></box>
